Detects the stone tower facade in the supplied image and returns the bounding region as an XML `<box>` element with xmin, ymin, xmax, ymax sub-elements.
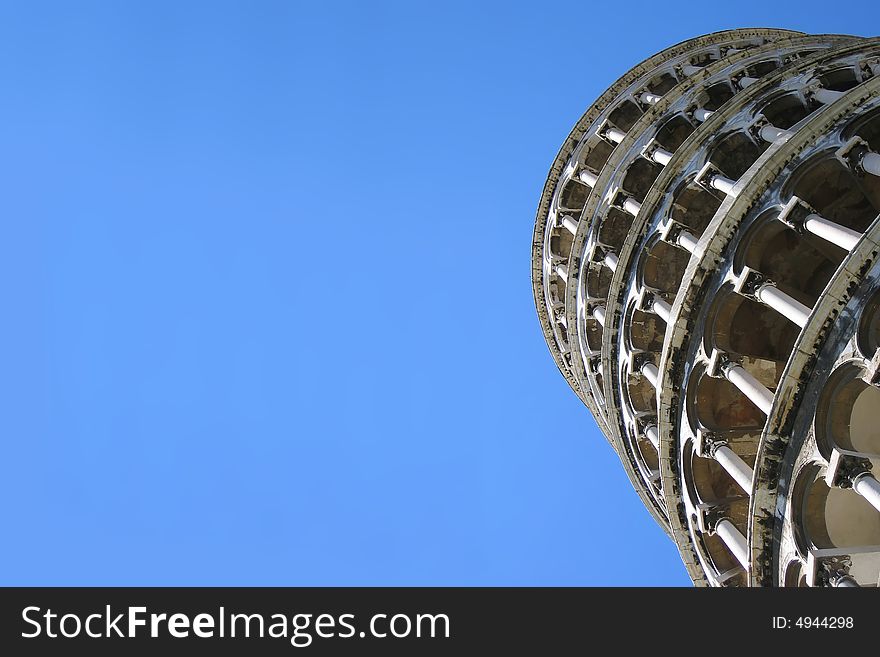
<box><xmin>532</xmin><ymin>29</ymin><xmax>880</xmax><ymax>586</ymax></box>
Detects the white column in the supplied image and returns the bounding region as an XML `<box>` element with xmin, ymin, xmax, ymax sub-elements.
<box><xmin>693</xmin><ymin>108</ymin><xmax>714</xmax><ymax>122</ymax></box>
<box><xmin>812</xmin><ymin>87</ymin><xmax>844</xmax><ymax>105</ymax></box>
<box><xmin>561</xmin><ymin>215</ymin><xmax>578</xmax><ymax>235</ymax></box>
<box><xmin>862</xmin><ymin>152</ymin><xmax>880</xmax><ymax>177</ymax></box>
<box><xmin>650</xmin><ymin>147</ymin><xmax>673</xmax><ymax>166</ymax></box>
<box><xmin>853</xmin><ymin>473</ymin><xmax>880</xmax><ymax>514</ymax></box>
<box><xmin>579</xmin><ymin>170</ymin><xmax>599</xmax><ymax>187</ymax></box>
<box><xmin>640</xmin><ymin>92</ymin><xmax>663</xmax><ymax>105</ymax></box>
<box><xmin>833</xmin><ymin>576</ymin><xmax>860</xmax><ymax>588</ymax></box>
<box><xmin>592</xmin><ymin>305</ymin><xmax>606</xmax><ymax>327</ymax></box>
<box><xmin>645</xmin><ymin>425</ymin><xmax>660</xmax><ymax>451</ymax></box>
<box><xmin>726</xmin><ymin>364</ymin><xmax>774</xmax><ymax>415</ymax></box>
<box><xmin>758</xmin><ymin>124</ymin><xmax>792</xmax><ymax>143</ymax></box>
<box><xmin>716</xmin><ymin>519</ymin><xmax>750</xmax><ymax>569</ymax></box>
<box><xmin>804</xmin><ymin>213</ymin><xmax>861</xmax><ymax>251</ymax></box>
<box><xmin>710</xmin><ymin>173</ymin><xmax>736</xmax><ymax>196</ymax></box>
<box><xmin>681</xmin><ymin>64</ymin><xmax>703</xmax><ymax>76</ymax></box>
<box><xmin>738</xmin><ymin>75</ymin><xmax>759</xmax><ymax>89</ymax></box>
<box><xmin>652</xmin><ymin>297</ymin><xmax>672</xmax><ymax>324</ymax></box>
<box><xmin>713</xmin><ymin>445</ymin><xmax>753</xmax><ymax>492</ymax></box>
<box><xmin>623</xmin><ymin>197</ymin><xmax>642</xmax><ymax>216</ymax></box>
<box><xmin>641</xmin><ymin>362</ymin><xmax>660</xmax><ymax>388</ymax></box>
<box><xmin>755</xmin><ymin>283</ymin><xmax>811</xmax><ymax>328</ymax></box>
<box><xmin>555</xmin><ymin>264</ymin><xmax>568</xmax><ymax>283</ymax></box>
<box><xmin>603</xmin><ymin>252</ymin><xmax>619</xmax><ymax>272</ymax></box>
<box><xmin>605</xmin><ymin>127</ymin><xmax>626</xmax><ymax>144</ymax></box>
<box><xmin>677</xmin><ymin>229</ymin><xmax>699</xmax><ymax>254</ymax></box>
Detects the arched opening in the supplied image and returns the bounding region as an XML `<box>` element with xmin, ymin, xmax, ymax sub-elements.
<box><xmin>627</xmin><ymin>420</ymin><xmax>663</xmax><ymax>504</ymax></box>
<box><xmin>597</xmin><ymin>207</ymin><xmax>633</xmax><ymax>252</ymax></box>
<box><xmin>626</xmin><ymin>304</ymin><xmax>665</xmax><ymax>354</ymax></box>
<box><xmin>683</xmin><ymin>442</ymin><xmax>749</xmax><ymax>586</ymax></box>
<box><xmin>815</xmin><ymin>66</ymin><xmax>863</xmax><ymax>93</ymax></box>
<box><xmin>646</xmin><ymin>71</ymin><xmax>678</xmax><ymax>96</ymax></box>
<box><xmin>549</xmin><ymin>282</ymin><xmax>563</xmax><ymax>310</ymax></box>
<box><xmin>814</xmin><ymin>362</ymin><xmax>880</xmax><ymax>458</ymax></box>
<box><xmin>689</xmin><ymin>449</ymin><xmax>748</xmax><ymax>509</ymax></box>
<box><xmin>845</xmin><ymin>106</ymin><xmax>880</xmax><ymax>153</ymax></box>
<box><xmin>634</xmin><ymin>432</ymin><xmax>660</xmax><ymax>471</ymax></box>
<box><xmin>737</xmin><ymin>215</ymin><xmax>842</xmax><ymax>307</ymax></box>
<box><xmin>583</xmin><ymin>316</ymin><xmax>602</xmax><ymax>353</ymax></box>
<box><xmin>850</xmin><ymin>385</ymin><xmax>880</xmax><ymax>453</ymax></box>
<box><xmin>681</xmin><ymin>440</ymin><xmax>747</xmax><ymax>586</ymax></box>
<box><xmin>654</xmin><ymin>115</ymin><xmax>696</xmax><ymax>153</ymax></box>
<box><xmin>699</xmin><ymin>534</ymin><xmax>746</xmax><ymax>586</ymax></box>
<box><xmin>640</xmin><ymin>237</ymin><xmax>690</xmax><ymax>294</ymax></box>
<box><xmin>786</xmin><ymin>156</ymin><xmax>880</xmax><ymax>232</ymax></box>
<box><xmin>626</xmin><ymin>369</ymin><xmax>656</xmax><ymax>415</ymax></box>
<box><xmin>759</xmin><ymin>92</ymin><xmax>814</xmax><ymax>130</ymax></box>
<box><xmin>620</xmin><ymin>158</ymin><xmax>662</xmax><ymax>203</ymax></box>
<box><xmin>558</xmin><ymin>178</ymin><xmax>590</xmax><ymax>213</ymax></box>
<box><xmin>690</xmin><ymin>370</ymin><xmax>766</xmax><ymax>432</ymax></box>
<box><xmin>581</xmin><ymin>138</ymin><xmax>614</xmax><ymax>174</ymax></box>
<box><xmin>783</xmin><ymin>559</ymin><xmax>809</xmax><ymax>587</ymax></box>
<box><xmin>584</xmin><ymin>261</ymin><xmax>613</xmax><ymax>300</ymax></box>
<box><xmin>701</xmin><ymin>81</ymin><xmax>735</xmax><ymax>111</ymax></box>
<box><xmin>800</xmin><ymin>476</ymin><xmax>880</xmax><ymax>549</ymax></box>
<box><xmin>670</xmin><ymin>179</ymin><xmax>723</xmax><ymax>235</ymax></box>
<box><xmin>608</xmin><ymin>100</ymin><xmax>643</xmax><ymax>133</ymax></box>
<box><xmin>744</xmin><ymin>59</ymin><xmax>780</xmax><ymax>78</ymax></box>
<box><xmin>704</xmin><ymin>286</ymin><xmax>800</xmax><ymax>364</ymax></box>
<box><xmin>709</xmin><ymin>131</ymin><xmax>768</xmax><ymax>180</ymax></box>
<box><xmin>548</xmin><ymin>227</ymin><xmax>573</xmax><ymax>261</ymax></box>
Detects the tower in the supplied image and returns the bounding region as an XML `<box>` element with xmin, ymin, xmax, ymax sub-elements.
<box><xmin>531</xmin><ymin>29</ymin><xmax>880</xmax><ymax>586</ymax></box>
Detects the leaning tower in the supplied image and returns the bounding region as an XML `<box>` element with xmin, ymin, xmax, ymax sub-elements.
<box><xmin>532</xmin><ymin>28</ymin><xmax>880</xmax><ymax>586</ymax></box>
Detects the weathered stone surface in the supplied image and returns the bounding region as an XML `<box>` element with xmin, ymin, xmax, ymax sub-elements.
<box><xmin>532</xmin><ymin>30</ymin><xmax>880</xmax><ymax>586</ymax></box>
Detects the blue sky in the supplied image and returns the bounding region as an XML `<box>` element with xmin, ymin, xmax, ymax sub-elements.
<box><xmin>0</xmin><ymin>2</ymin><xmax>874</xmax><ymax>586</ymax></box>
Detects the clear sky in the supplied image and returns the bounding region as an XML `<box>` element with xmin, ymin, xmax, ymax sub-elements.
<box><xmin>0</xmin><ymin>2</ymin><xmax>875</xmax><ymax>586</ymax></box>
